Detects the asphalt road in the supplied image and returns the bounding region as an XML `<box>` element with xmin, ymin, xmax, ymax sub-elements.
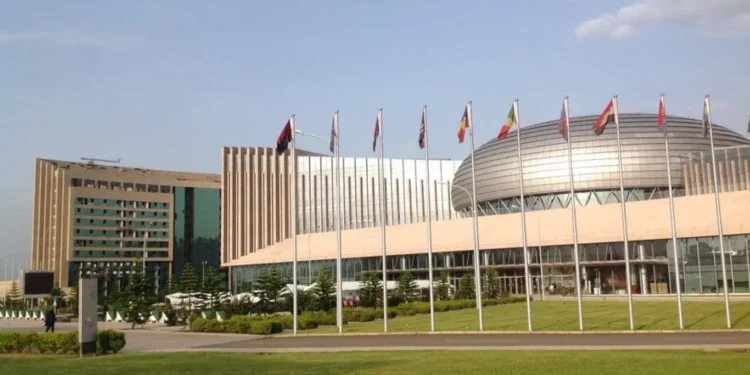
<box><xmin>196</xmin><ymin>332</ymin><xmax>750</xmax><ymax>352</ymax></box>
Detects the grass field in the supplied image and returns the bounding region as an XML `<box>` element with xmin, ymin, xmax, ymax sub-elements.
<box><xmin>305</xmin><ymin>301</ymin><xmax>750</xmax><ymax>333</ymax></box>
<box><xmin>2</xmin><ymin>351</ymin><xmax>750</xmax><ymax>374</ymax></box>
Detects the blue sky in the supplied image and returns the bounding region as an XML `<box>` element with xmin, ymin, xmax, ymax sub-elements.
<box><xmin>1</xmin><ymin>0</ymin><xmax>749</xmax><ymax>270</ymax></box>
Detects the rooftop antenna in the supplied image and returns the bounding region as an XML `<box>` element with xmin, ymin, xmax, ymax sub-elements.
<box><xmin>81</xmin><ymin>157</ymin><xmax>121</xmax><ymax>166</ymax></box>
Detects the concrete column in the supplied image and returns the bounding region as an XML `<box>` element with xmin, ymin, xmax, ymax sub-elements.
<box><xmin>638</xmin><ymin>243</ymin><xmax>649</xmax><ymax>295</ymax></box>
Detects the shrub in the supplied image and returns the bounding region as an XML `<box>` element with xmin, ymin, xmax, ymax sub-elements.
<box><xmin>298</xmin><ymin>315</ymin><xmax>319</xmax><ymax>330</ymax></box>
<box><xmin>0</xmin><ymin>331</ymin><xmax>123</xmax><ymax>355</ymax></box>
<box><xmin>97</xmin><ymin>330</ymin><xmax>125</xmax><ymax>354</ymax></box>
<box><xmin>191</xmin><ymin>316</ymin><xmax>283</xmax><ymax>335</ymax></box>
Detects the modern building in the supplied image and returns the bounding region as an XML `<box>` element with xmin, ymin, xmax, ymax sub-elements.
<box><xmin>222</xmin><ymin>114</ymin><xmax>750</xmax><ymax>297</ymax></box>
<box><xmin>30</xmin><ymin>159</ymin><xmax>222</xmax><ymax>292</ymax></box>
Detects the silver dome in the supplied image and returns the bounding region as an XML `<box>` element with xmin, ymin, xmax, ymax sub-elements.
<box><xmin>451</xmin><ymin>113</ymin><xmax>750</xmax><ymax>211</ymax></box>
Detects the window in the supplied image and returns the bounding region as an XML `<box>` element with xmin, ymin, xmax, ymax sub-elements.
<box><xmin>76</xmin><ymin>208</ymin><xmax>81</xmax><ymax>213</ymax></box>
<box><xmin>76</xmin><ymin>219</ymin><xmax>80</xmax><ymax>224</ymax></box>
<box><xmin>89</xmin><ymin>209</ymin><xmax>94</xmax><ymax>213</ymax></box>
<box><xmin>103</xmin><ymin>210</ymin><xmax>108</xmax><ymax>214</ymax></box>
<box><xmin>104</xmin><ymin>199</ymin><xmax>108</xmax><ymax>204</ymax></box>
<box><xmin>89</xmin><ymin>219</ymin><xmax>94</xmax><ymax>224</ymax></box>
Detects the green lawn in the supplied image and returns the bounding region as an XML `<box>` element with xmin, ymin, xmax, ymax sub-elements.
<box><xmin>2</xmin><ymin>351</ymin><xmax>750</xmax><ymax>374</ymax></box>
<box><xmin>305</xmin><ymin>301</ymin><xmax>750</xmax><ymax>333</ymax></box>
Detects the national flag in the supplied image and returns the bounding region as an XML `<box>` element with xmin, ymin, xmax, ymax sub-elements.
<box><xmin>497</xmin><ymin>104</ymin><xmax>517</xmax><ymax>140</ymax></box>
<box><xmin>276</xmin><ymin>119</ymin><xmax>293</xmax><ymax>154</ymax></box>
<box><xmin>418</xmin><ymin>108</ymin><xmax>426</xmax><ymax>149</ymax></box>
<box><xmin>372</xmin><ymin>114</ymin><xmax>380</xmax><ymax>152</ymax></box>
<box><xmin>457</xmin><ymin>106</ymin><xmax>469</xmax><ymax>144</ymax></box>
<box><xmin>558</xmin><ymin>101</ymin><xmax>568</xmax><ymax>141</ymax></box>
<box><xmin>593</xmin><ymin>99</ymin><xmax>616</xmax><ymax>135</ymax></box>
<box><xmin>657</xmin><ymin>95</ymin><xmax>667</xmax><ymax>133</ymax></box>
<box><xmin>329</xmin><ymin>113</ymin><xmax>338</xmax><ymax>153</ymax></box>
<box><xmin>701</xmin><ymin>98</ymin><xmax>710</xmax><ymax>138</ymax></box>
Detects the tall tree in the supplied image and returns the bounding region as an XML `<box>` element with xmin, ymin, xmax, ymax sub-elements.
<box><xmin>266</xmin><ymin>266</ymin><xmax>287</xmax><ymax>303</ymax></box>
<box><xmin>435</xmin><ymin>270</ymin><xmax>451</xmax><ymax>301</ymax></box>
<box><xmin>125</xmin><ymin>266</ymin><xmax>149</xmax><ymax>328</ymax></box>
<box><xmin>202</xmin><ymin>268</ymin><xmax>224</xmax><ymax>310</ymax></box>
<box><xmin>369</xmin><ymin>273</ymin><xmax>383</xmax><ymax>308</ymax></box>
<box><xmin>67</xmin><ymin>282</ymin><xmax>79</xmax><ymax>312</ymax></box>
<box><xmin>397</xmin><ymin>270</ymin><xmax>418</xmax><ymax>303</ymax></box>
<box><xmin>238</xmin><ymin>280</ymin><xmax>253</xmax><ymax>294</ymax></box>
<box><xmin>482</xmin><ymin>268</ymin><xmax>500</xmax><ymax>299</ymax></box>
<box><xmin>458</xmin><ymin>273</ymin><xmax>476</xmax><ymax>300</ymax></box>
<box><xmin>180</xmin><ymin>264</ymin><xmax>199</xmax><ymax>294</ymax></box>
<box><xmin>166</xmin><ymin>276</ymin><xmax>179</xmax><ymax>295</ymax></box>
<box><xmin>313</xmin><ymin>264</ymin><xmax>336</xmax><ymax>311</ymax></box>
<box><xmin>254</xmin><ymin>269</ymin><xmax>273</xmax><ymax>315</ymax></box>
<box><xmin>358</xmin><ymin>273</ymin><xmax>377</xmax><ymax>308</ymax></box>
<box><xmin>6</xmin><ymin>281</ymin><xmax>22</xmax><ymax>309</ymax></box>
<box><xmin>49</xmin><ymin>282</ymin><xmax>66</xmax><ymax>308</ymax></box>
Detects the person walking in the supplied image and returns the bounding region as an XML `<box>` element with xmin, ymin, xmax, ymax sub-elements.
<box><xmin>44</xmin><ymin>309</ymin><xmax>56</xmax><ymax>333</ymax></box>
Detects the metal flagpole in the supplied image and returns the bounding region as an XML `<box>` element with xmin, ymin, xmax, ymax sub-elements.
<box><xmin>613</xmin><ymin>96</ymin><xmax>636</xmax><ymax>331</ymax></box>
<box><xmin>334</xmin><ymin>111</ymin><xmax>344</xmax><ymax>334</ymax></box>
<box><xmin>291</xmin><ymin>115</ymin><xmax>299</xmax><ymax>335</ymax></box>
<box><xmin>514</xmin><ymin>100</ymin><xmax>532</xmax><ymax>331</ymax></box>
<box><xmin>705</xmin><ymin>95</ymin><xmax>732</xmax><ymax>328</ymax></box>
<box><xmin>378</xmin><ymin>109</ymin><xmax>389</xmax><ymax>332</ymax></box>
<box><xmin>424</xmin><ymin>105</ymin><xmax>436</xmax><ymax>332</ymax></box>
<box><xmin>564</xmin><ymin>97</ymin><xmax>584</xmax><ymax>331</ymax></box>
<box><xmin>661</xmin><ymin>94</ymin><xmax>684</xmax><ymax>329</ymax></box>
<box><xmin>467</xmin><ymin>102</ymin><xmax>484</xmax><ymax>331</ymax></box>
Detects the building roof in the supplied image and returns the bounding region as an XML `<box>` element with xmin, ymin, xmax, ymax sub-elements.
<box><xmin>39</xmin><ymin>158</ymin><xmax>221</xmax><ymax>186</ymax></box>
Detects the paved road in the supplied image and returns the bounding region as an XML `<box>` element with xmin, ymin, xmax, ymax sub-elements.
<box><xmin>194</xmin><ymin>332</ymin><xmax>750</xmax><ymax>352</ymax></box>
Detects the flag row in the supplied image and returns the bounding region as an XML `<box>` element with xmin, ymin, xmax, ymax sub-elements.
<box><xmin>275</xmin><ymin>95</ymin><xmax>725</xmax><ymax>154</ymax></box>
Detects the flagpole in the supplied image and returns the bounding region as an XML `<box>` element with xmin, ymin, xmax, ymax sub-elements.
<box><xmin>613</xmin><ymin>96</ymin><xmax>635</xmax><ymax>330</ymax></box>
<box><xmin>424</xmin><ymin>105</ymin><xmax>436</xmax><ymax>332</ymax></box>
<box><xmin>564</xmin><ymin>97</ymin><xmax>584</xmax><ymax>331</ymax></box>
<box><xmin>378</xmin><ymin>108</ymin><xmax>389</xmax><ymax>332</ymax></box>
<box><xmin>467</xmin><ymin>101</ymin><xmax>484</xmax><ymax>331</ymax></box>
<box><xmin>334</xmin><ymin>111</ymin><xmax>343</xmax><ymax>334</ymax></box>
<box><xmin>706</xmin><ymin>95</ymin><xmax>732</xmax><ymax>328</ymax></box>
<box><xmin>515</xmin><ymin>99</ymin><xmax>532</xmax><ymax>332</ymax></box>
<box><xmin>661</xmin><ymin>93</ymin><xmax>684</xmax><ymax>329</ymax></box>
<box><xmin>291</xmin><ymin>114</ymin><xmax>299</xmax><ymax>335</ymax></box>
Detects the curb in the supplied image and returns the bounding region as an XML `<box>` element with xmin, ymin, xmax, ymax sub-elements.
<box><xmin>276</xmin><ymin>328</ymin><xmax>750</xmax><ymax>338</ymax></box>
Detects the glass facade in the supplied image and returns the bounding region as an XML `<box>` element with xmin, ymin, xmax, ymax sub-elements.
<box><xmin>232</xmin><ymin>235</ymin><xmax>750</xmax><ymax>296</ymax></box>
<box><xmin>173</xmin><ymin>187</ymin><xmax>222</xmax><ymax>280</ymax></box>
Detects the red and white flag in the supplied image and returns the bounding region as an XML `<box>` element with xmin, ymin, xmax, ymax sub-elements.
<box><xmin>593</xmin><ymin>98</ymin><xmax>617</xmax><ymax>135</ymax></box>
<box><xmin>558</xmin><ymin>99</ymin><xmax>568</xmax><ymax>141</ymax></box>
<box><xmin>657</xmin><ymin>95</ymin><xmax>667</xmax><ymax>133</ymax></box>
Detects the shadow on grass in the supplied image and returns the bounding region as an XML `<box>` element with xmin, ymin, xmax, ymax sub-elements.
<box><xmin>684</xmin><ymin>308</ymin><xmax>723</xmax><ymax>329</ymax></box>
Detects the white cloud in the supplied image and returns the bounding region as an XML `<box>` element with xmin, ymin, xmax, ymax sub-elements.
<box><xmin>0</xmin><ymin>31</ymin><xmax>145</xmax><ymax>49</ymax></box>
<box><xmin>575</xmin><ymin>0</ymin><xmax>750</xmax><ymax>40</ymax></box>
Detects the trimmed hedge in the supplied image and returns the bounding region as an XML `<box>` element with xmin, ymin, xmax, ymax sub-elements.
<box><xmin>0</xmin><ymin>330</ymin><xmax>125</xmax><ymax>355</ymax></box>
<box><xmin>191</xmin><ymin>316</ymin><xmax>283</xmax><ymax>335</ymax></box>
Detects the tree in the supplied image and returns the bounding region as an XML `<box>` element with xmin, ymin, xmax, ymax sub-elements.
<box><xmin>202</xmin><ymin>268</ymin><xmax>224</xmax><ymax>310</ymax></box>
<box><xmin>435</xmin><ymin>270</ymin><xmax>451</xmax><ymax>301</ymax></box>
<box><xmin>180</xmin><ymin>264</ymin><xmax>199</xmax><ymax>294</ymax></box>
<box><xmin>312</xmin><ymin>264</ymin><xmax>336</xmax><ymax>311</ymax></box>
<box><xmin>49</xmin><ymin>282</ymin><xmax>66</xmax><ymax>308</ymax></box>
<box><xmin>5</xmin><ymin>281</ymin><xmax>22</xmax><ymax>309</ymax></box>
<box><xmin>238</xmin><ymin>280</ymin><xmax>253</xmax><ymax>294</ymax></box>
<box><xmin>124</xmin><ymin>266</ymin><xmax>149</xmax><ymax>328</ymax></box>
<box><xmin>68</xmin><ymin>282</ymin><xmax>79</xmax><ymax>314</ymax></box>
<box><xmin>358</xmin><ymin>273</ymin><xmax>382</xmax><ymax>308</ymax></box>
<box><xmin>482</xmin><ymin>268</ymin><xmax>500</xmax><ymax>299</ymax></box>
<box><xmin>397</xmin><ymin>270</ymin><xmax>418</xmax><ymax>303</ymax></box>
<box><xmin>457</xmin><ymin>273</ymin><xmax>476</xmax><ymax>300</ymax></box>
<box><xmin>166</xmin><ymin>276</ymin><xmax>179</xmax><ymax>295</ymax></box>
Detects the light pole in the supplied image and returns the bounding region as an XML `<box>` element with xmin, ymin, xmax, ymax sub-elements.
<box><xmin>202</xmin><ymin>261</ymin><xmax>208</xmax><ymax>288</ymax></box>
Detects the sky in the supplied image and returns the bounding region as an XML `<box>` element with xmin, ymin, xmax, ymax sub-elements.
<box><xmin>1</xmin><ymin>0</ymin><xmax>749</xmax><ymax>273</ymax></box>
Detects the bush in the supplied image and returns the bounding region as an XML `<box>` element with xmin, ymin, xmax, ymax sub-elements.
<box><xmin>191</xmin><ymin>316</ymin><xmax>283</xmax><ymax>335</ymax></box>
<box><xmin>298</xmin><ymin>315</ymin><xmax>319</xmax><ymax>330</ymax></box>
<box><xmin>0</xmin><ymin>331</ymin><xmax>124</xmax><ymax>355</ymax></box>
<box><xmin>97</xmin><ymin>330</ymin><xmax>126</xmax><ymax>354</ymax></box>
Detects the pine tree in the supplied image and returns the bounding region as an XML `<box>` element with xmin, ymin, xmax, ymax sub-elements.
<box><xmin>202</xmin><ymin>268</ymin><xmax>225</xmax><ymax>310</ymax></box>
<box><xmin>6</xmin><ymin>281</ymin><xmax>22</xmax><ymax>309</ymax></box>
<box><xmin>358</xmin><ymin>274</ymin><xmax>376</xmax><ymax>308</ymax></box>
<box><xmin>266</xmin><ymin>266</ymin><xmax>287</xmax><ymax>303</ymax></box>
<box><xmin>238</xmin><ymin>280</ymin><xmax>253</xmax><ymax>294</ymax></box>
<box><xmin>125</xmin><ymin>266</ymin><xmax>149</xmax><ymax>328</ymax></box>
<box><xmin>435</xmin><ymin>270</ymin><xmax>451</xmax><ymax>301</ymax></box>
<box><xmin>397</xmin><ymin>270</ymin><xmax>418</xmax><ymax>302</ymax></box>
<box><xmin>313</xmin><ymin>264</ymin><xmax>336</xmax><ymax>311</ymax></box>
<box><xmin>482</xmin><ymin>268</ymin><xmax>500</xmax><ymax>299</ymax></box>
<box><xmin>166</xmin><ymin>276</ymin><xmax>178</xmax><ymax>295</ymax></box>
<box><xmin>458</xmin><ymin>273</ymin><xmax>476</xmax><ymax>300</ymax></box>
<box><xmin>255</xmin><ymin>269</ymin><xmax>270</xmax><ymax>314</ymax></box>
<box><xmin>369</xmin><ymin>273</ymin><xmax>383</xmax><ymax>308</ymax></box>
<box><xmin>180</xmin><ymin>264</ymin><xmax>199</xmax><ymax>294</ymax></box>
